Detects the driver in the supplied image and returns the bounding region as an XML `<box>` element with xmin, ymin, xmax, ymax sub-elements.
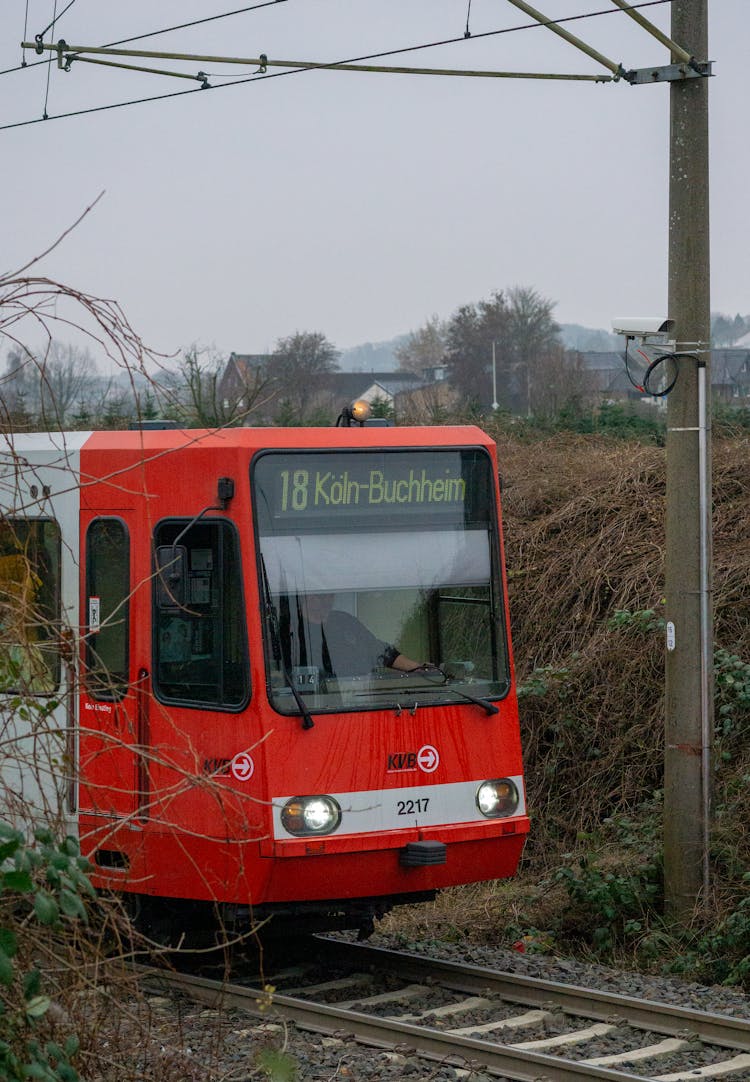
<box><xmin>301</xmin><ymin>593</ymin><xmax>430</xmax><ymax>678</ymax></box>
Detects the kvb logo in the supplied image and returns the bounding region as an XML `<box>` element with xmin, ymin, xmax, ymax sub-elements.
<box><xmin>387</xmin><ymin>751</ymin><xmax>417</xmax><ymax>771</ymax></box>
<box><xmin>230</xmin><ymin>752</ymin><xmax>255</xmax><ymax>782</ymax></box>
<box><xmin>417</xmin><ymin>744</ymin><xmax>440</xmax><ymax>773</ymax></box>
<box><xmin>387</xmin><ymin>745</ymin><xmax>440</xmax><ymax>773</ymax></box>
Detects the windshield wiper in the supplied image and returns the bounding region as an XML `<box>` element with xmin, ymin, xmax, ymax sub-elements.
<box><xmin>435</xmin><ymin>683</ymin><xmax>499</xmax><ymax>716</ymax></box>
<box><xmin>363</xmin><ymin>678</ymin><xmax>499</xmax><ymax>717</ymax></box>
<box><xmin>260</xmin><ymin>556</ymin><xmax>315</xmax><ymax>730</ymax></box>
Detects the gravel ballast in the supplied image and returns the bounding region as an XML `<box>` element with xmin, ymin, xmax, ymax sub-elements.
<box><xmin>125</xmin><ymin>929</ymin><xmax>750</xmax><ymax>1081</ymax></box>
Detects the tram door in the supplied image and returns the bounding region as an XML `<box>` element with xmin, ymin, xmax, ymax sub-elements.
<box><xmin>78</xmin><ymin>513</ymin><xmax>139</xmax><ymax>820</ymax></box>
<box><xmin>0</xmin><ymin>515</ymin><xmax>72</xmax><ymax>825</ymax></box>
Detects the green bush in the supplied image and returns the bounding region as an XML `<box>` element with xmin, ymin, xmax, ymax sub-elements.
<box><xmin>552</xmin><ymin>813</ymin><xmax>663</xmax><ymax>955</ymax></box>
<box><xmin>0</xmin><ymin>823</ymin><xmax>94</xmax><ymax>1081</ymax></box>
<box><xmin>664</xmin><ymin>878</ymin><xmax>750</xmax><ymax>986</ymax></box>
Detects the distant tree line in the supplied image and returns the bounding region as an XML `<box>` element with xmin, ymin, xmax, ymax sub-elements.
<box><xmin>0</xmin><ymin>342</ymin><xmax>145</xmax><ymax>430</ymax></box>
<box><xmin>396</xmin><ymin>285</ymin><xmax>590</xmax><ymax>418</ymax></box>
<box><xmin>156</xmin><ymin>332</ymin><xmax>340</xmax><ymax>429</ymax></box>
<box><xmin>0</xmin><ymin>332</ymin><xmax>340</xmax><ymax>431</ymax></box>
<box><xmin>711</xmin><ymin>311</ymin><xmax>749</xmax><ymax>347</ymax></box>
<box><xmin>4</xmin><ymin>290</ymin><xmax>748</xmax><ymax>432</ymax></box>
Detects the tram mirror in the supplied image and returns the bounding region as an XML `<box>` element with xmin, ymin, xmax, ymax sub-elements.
<box><xmin>155</xmin><ymin>545</ymin><xmax>187</xmax><ymax>608</ymax></box>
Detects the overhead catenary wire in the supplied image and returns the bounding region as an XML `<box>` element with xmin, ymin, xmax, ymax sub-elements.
<box><xmin>104</xmin><ymin>0</ymin><xmax>290</xmax><ymax>50</ymax></box>
<box><xmin>21</xmin><ymin>0</ymin><xmax>30</xmax><ymax>66</ymax></box>
<box><xmin>1</xmin><ymin>0</ymin><xmax>673</xmax><ymax>81</ymax></box>
<box><xmin>35</xmin><ymin>0</ymin><xmax>78</xmax><ymax>42</ymax></box>
<box><xmin>1</xmin><ymin>0</ymin><xmax>677</xmax><ymax>131</ymax></box>
<box><xmin>1</xmin><ymin>0</ymin><xmax>291</xmax><ymax>77</ymax></box>
<box><xmin>36</xmin><ymin>41</ymin><xmax>614</xmax><ymax>83</ymax></box>
<box><xmin>66</xmin><ymin>54</ymin><xmax>210</xmax><ymax>86</ymax></box>
<box><xmin>41</xmin><ymin>0</ymin><xmax>58</xmax><ymax>119</ymax></box>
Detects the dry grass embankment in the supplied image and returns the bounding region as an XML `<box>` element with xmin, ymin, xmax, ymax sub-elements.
<box><xmin>385</xmin><ymin>431</ymin><xmax>750</xmax><ymax>975</ymax></box>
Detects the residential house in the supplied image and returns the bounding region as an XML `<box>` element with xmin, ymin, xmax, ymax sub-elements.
<box><xmin>579</xmin><ymin>349</ymin><xmax>750</xmax><ymax>405</ymax></box>
<box><xmin>219</xmin><ymin>356</ymin><xmax>445</xmax><ymax>424</ymax></box>
<box><xmin>218</xmin><ymin>353</ymin><xmax>271</xmax><ymax>414</ymax></box>
<box><xmin>711</xmin><ymin>349</ymin><xmax>750</xmax><ymax>403</ymax></box>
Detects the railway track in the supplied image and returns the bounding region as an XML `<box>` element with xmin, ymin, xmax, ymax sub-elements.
<box><xmin>142</xmin><ymin>938</ymin><xmax>750</xmax><ymax>1081</ymax></box>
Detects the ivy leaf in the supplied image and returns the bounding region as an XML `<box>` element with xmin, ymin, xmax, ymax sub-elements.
<box><xmin>0</xmin><ymin>949</ymin><xmax>14</xmax><ymax>987</ymax></box>
<box><xmin>60</xmin><ymin>837</ymin><xmax>80</xmax><ymax>857</ymax></box>
<box><xmin>2</xmin><ymin>869</ymin><xmax>33</xmax><ymax>893</ymax></box>
<box><xmin>0</xmin><ymin>929</ymin><xmax>17</xmax><ymax>958</ymax></box>
<box><xmin>23</xmin><ymin>1063</ymin><xmax>49</xmax><ymax>1079</ymax></box>
<box><xmin>59</xmin><ymin>889</ymin><xmax>87</xmax><ymax>922</ymax></box>
<box><xmin>63</xmin><ymin>1035</ymin><xmax>80</xmax><ymax>1058</ymax></box>
<box><xmin>23</xmin><ymin>968</ymin><xmax>42</xmax><ymax>999</ymax></box>
<box><xmin>25</xmin><ymin>995</ymin><xmax>51</xmax><ymax>1019</ymax></box>
<box><xmin>256</xmin><ymin>1048</ymin><xmax>298</xmax><ymax>1082</ymax></box>
<box><xmin>69</xmin><ymin>867</ymin><xmax>96</xmax><ymax>897</ymax></box>
<box><xmin>33</xmin><ymin>891</ymin><xmax>59</xmax><ymax>926</ymax></box>
<box><xmin>0</xmin><ymin>839</ymin><xmax>20</xmax><ymax>863</ymax></box>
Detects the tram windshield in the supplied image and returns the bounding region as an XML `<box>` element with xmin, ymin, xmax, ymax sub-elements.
<box><xmin>253</xmin><ymin>448</ymin><xmax>510</xmax><ymax>715</ymax></box>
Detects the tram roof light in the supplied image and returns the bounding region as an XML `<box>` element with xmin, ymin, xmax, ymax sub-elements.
<box><xmin>350</xmin><ymin>399</ymin><xmax>371</xmax><ymax>424</ymax></box>
<box><xmin>336</xmin><ymin>398</ymin><xmax>372</xmax><ymax>427</ymax></box>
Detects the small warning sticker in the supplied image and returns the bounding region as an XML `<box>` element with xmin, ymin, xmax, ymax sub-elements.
<box><xmin>231</xmin><ymin>752</ymin><xmax>255</xmax><ymax>782</ymax></box>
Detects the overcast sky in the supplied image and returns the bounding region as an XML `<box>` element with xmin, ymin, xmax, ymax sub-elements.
<box><xmin>1</xmin><ymin>1</ymin><xmax>746</xmax><ymax>365</ymax></box>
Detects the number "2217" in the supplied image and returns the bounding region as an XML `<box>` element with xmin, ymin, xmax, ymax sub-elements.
<box><xmin>397</xmin><ymin>798</ymin><xmax>429</xmax><ymax>815</ymax></box>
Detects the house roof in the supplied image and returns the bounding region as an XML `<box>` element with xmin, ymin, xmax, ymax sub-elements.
<box><xmin>711</xmin><ymin>349</ymin><xmax>750</xmax><ymax>385</ymax></box>
<box><xmin>578</xmin><ymin>348</ymin><xmax>750</xmax><ymax>393</ymax></box>
<box><xmin>325</xmin><ymin>371</ymin><xmax>426</xmax><ymax>399</ymax></box>
<box><xmin>579</xmin><ymin>351</ymin><xmax>623</xmax><ymax>372</ymax></box>
<box><xmin>227</xmin><ymin>353</ymin><xmax>272</xmax><ymax>374</ymax></box>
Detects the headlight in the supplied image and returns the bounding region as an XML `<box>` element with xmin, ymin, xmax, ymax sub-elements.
<box><xmin>476</xmin><ymin>779</ymin><xmax>519</xmax><ymax>818</ymax></box>
<box><xmin>281</xmin><ymin>795</ymin><xmax>342</xmax><ymax>836</ymax></box>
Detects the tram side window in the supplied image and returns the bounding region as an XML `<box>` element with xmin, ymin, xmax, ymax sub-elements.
<box><xmin>85</xmin><ymin>519</ymin><xmax>129</xmax><ymax>701</ymax></box>
<box><xmin>0</xmin><ymin>519</ymin><xmax>61</xmax><ymax>695</ymax></box>
<box><xmin>152</xmin><ymin>520</ymin><xmax>249</xmax><ymax>709</ymax></box>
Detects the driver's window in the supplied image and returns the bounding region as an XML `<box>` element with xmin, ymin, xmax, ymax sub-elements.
<box><xmin>152</xmin><ymin>520</ymin><xmax>249</xmax><ymax>709</ymax></box>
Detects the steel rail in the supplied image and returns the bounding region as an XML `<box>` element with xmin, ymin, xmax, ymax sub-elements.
<box><xmin>137</xmin><ymin>964</ymin><xmax>651</xmax><ymax>1081</ymax></box>
<box><xmin>319</xmin><ymin>939</ymin><xmax>750</xmax><ymax>1052</ymax></box>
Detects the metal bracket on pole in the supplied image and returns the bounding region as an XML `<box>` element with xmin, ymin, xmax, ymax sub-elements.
<box><xmin>623</xmin><ymin>61</ymin><xmax>712</xmax><ymax>84</ymax></box>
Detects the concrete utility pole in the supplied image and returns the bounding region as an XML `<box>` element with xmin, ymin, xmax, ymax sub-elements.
<box><xmin>664</xmin><ymin>0</ymin><xmax>712</xmax><ymax>921</ymax></box>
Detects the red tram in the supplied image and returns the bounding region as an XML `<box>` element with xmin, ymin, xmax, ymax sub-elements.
<box><xmin>0</xmin><ymin>417</ymin><xmax>528</xmax><ymax>936</ymax></box>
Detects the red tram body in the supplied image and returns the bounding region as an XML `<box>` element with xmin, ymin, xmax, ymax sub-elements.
<box><xmin>1</xmin><ymin>423</ymin><xmax>528</xmax><ymax>935</ymax></box>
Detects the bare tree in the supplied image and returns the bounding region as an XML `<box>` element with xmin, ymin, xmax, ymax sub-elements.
<box><xmin>1</xmin><ymin>347</ymin><xmax>39</xmax><ymax>427</ymax></box>
<box><xmin>442</xmin><ymin>286</ymin><xmax>561</xmax><ymax>414</ymax></box>
<box><xmin>445</xmin><ymin>291</ymin><xmax>511</xmax><ymax>408</ymax></box>
<box><xmin>157</xmin><ymin>345</ymin><xmax>272</xmax><ymax>428</ymax></box>
<box><xmin>267</xmin><ymin>331</ymin><xmax>339</xmax><ymax>422</ymax></box>
<box><xmin>37</xmin><ymin>341</ymin><xmax>99</xmax><ymax>428</ymax></box>
<box><xmin>711</xmin><ymin>312</ymin><xmax>749</xmax><ymax>347</ymax></box>
<box><xmin>506</xmin><ymin>286</ymin><xmax>561</xmax><ymax>416</ymax></box>
<box><xmin>529</xmin><ymin>346</ymin><xmax>592</xmax><ymax>418</ymax></box>
<box><xmin>395</xmin><ymin>315</ymin><xmax>447</xmax><ymax>376</ymax></box>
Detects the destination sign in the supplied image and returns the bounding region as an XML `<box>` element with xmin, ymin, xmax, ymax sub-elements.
<box><xmin>279</xmin><ymin>465</ymin><xmax>465</xmax><ymax>513</ymax></box>
<box><xmin>254</xmin><ymin>450</ymin><xmax>491</xmax><ymax>529</ymax></box>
